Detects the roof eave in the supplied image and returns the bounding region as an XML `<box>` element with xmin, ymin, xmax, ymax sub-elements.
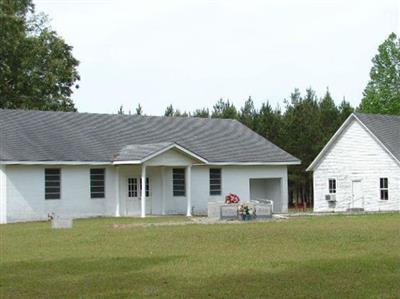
<box><xmin>2</xmin><ymin>160</ymin><xmax>301</xmax><ymax>166</ymax></box>
<box><xmin>197</xmin><ymin>160</ymin><xmax>301</xmax><ymax>166</ymax></box>
<box><xmin>112</xmin><ymin>143</ymin><xmax>209</xmax><ymax>165</ymax></box>
<box><xmin>0</xmin><ymin>161</ymin><xmax>112</xmax><ymax>165</ymax></box>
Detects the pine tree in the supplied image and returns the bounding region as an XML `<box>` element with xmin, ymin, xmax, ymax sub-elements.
<box><xmin>211</xmin><ymin>99</ymin><xmax>238</xmax><ymax>119</ymax></box>
<box><xmin>319</xmin><ymin>88</ymin><xmax>340</xmax><ymax>144</ymax></box>
<box><xmin>117</xmin><ymin>105</ymin><xmax>124</xmax><ymax>115</ymax></box>
<box><xmin>338</xmin><ymin>98</ymin><xmax>354</xmax><ymax>123</ymax></box>
<box><xmin>255</xmin><ymin>101</ymin><xmax>282</xmax><ymax>146</ymax></box>
<box><xmin>135</xmin><ymin>104</ymin><xmax>143</xmax><ymax>115</ymax></box>
<box><xmin>239</xmin><ymin>96</ymin><xmax>257</xmax><ymax>129</ymax></box>
<box><xmin>164</xmin><ymin>105</ymin><xmax>174</xmax><ymax>117</ymax></box>
<box><xmin>192</xmin><ymin>108</ymin><xmax>210</xmax><ymax>118</ymax></box>
<box><xmin>283</xmin><ymin>88</ymin><xmax>321</xmax><ymax>208</ymax></box>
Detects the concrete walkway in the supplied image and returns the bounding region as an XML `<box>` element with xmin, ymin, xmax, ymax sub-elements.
<box><xmin>112</xmin><ymin>215</ymin><xmax>283</xmax><ymax>229</ymax></box>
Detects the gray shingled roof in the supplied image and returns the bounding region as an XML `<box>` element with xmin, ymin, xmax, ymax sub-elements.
<box><xmin>0</xmin><ymin>109</ymin><xmax>299</xmax><ymax>164</ymax></box>
<box><xmin>113</xmin><ymin>142</ymin><xmax>174</xmax><ymax>161</ymax></box>
<box><xmin>354</xmin><ymin>113</ymin><xmax>400</xmax><ymax>162</ymax></box>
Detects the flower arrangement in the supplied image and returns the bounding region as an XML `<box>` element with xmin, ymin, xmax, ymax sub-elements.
<box><xmin>225</xmin><ymin>193</ymin><xmax>240</xmax><ymax>204</ymax></box>
<box><xmin>238</xmin><ymin>203</ymin><xmax>256</xmax><ymax>220</ymax></box>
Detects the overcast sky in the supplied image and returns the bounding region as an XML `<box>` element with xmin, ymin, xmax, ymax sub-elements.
<box><xmin>35</xmin><ymin>0</ymin><xmax>399</xmax><ymax>115</ymax></box>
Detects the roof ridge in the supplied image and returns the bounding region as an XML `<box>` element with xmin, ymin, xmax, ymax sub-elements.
<box><xmin>0</xmin><ymin>108</ymin><xmax>242</xmax><ymax>123</ymax></box>
<box><xmin>354</xmin><ymin>112</ymin><xmax>400</xmax><ymax>119</ymax></box>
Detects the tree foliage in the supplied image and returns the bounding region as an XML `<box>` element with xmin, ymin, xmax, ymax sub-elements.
<box><xmin>0</xmin><ymin>0</ymin><xmax>80</xmax><ymax>111</ymax></box>
<box><xmin>164</xmin><ymin>104</ymin><xmax>189</xmax><ymax>117</ymax></box>
<box><xmin>192</xmin><ymin>108</ymin><xmax>210</xmax><ymax>118</ymax></box>
<box><xmin>319</xmin><ymin>89</ymin><xmax>340</xmax><ymax>145</ymax></box>
<box><xmin>164</xmin><ymin>104</ymin><xmax>174</xmax><ymax>117</ymax></box>
<box><xmin>117</xmin><ymin>105</ymin><xmax>124</xmax><ymax>115</ymax></box>
<box><xmin>239</xmin><ymin>97</ymin><xmax>256</xmax><ymax>130</ymax></box>
<box><xmin>338</xmin><ymin>98</ymin><xmax>354</xmax><ymax>124</ymax></box>
<box><xmin>255</xmin><ymin>101</ymin><xmax>283</xmax><ymax>146</ymax></box>
<box><xmin>135</xmin><ymin>103</ymin><xmax>143</xmax><ymax>115</ymax></box>
<box><xmin>358</xmin><ymin>33</ymin><xmax>400</xmax><ymax>115</ymax></box>
<box><xmin>211</xmin><ymin>98</ymin><xmax>238</xmax><ymax>119</ymax></box>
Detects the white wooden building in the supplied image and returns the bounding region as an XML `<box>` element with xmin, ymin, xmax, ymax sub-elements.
<box><xmin>307</xmin><ymin>113</ymin><xmax>400</xmax><ymax>212</ymax></box>
<box><xmin>0</xmin><ymin>109</ymin><xmax>300</xmax><ymax>223</ymax></box>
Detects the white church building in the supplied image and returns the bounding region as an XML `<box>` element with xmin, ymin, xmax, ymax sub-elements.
<box><xmin>0</xmin><ymin>109</ymin><xmax>300</xmax><ymax>223</ymax></box>
<box><xmin>308</xmin><ymin>113</ymin><xmax>400</xmax><ymax>213</ymax></box>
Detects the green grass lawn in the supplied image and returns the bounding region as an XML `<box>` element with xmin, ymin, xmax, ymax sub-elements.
<box><xmin>1</xmin><ymin>214</ymin><xmax>399</xmax><ymax>298</ymax></box>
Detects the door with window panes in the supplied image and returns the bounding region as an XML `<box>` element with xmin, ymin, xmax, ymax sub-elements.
<box><xmin>125</xmin><ymin>177</ymin><xmax>152</xmax><ymax>215</ymax></box>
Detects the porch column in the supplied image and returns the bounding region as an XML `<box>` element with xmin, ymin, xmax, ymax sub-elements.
<box><xmin>186</xmin><ymin>165</ymin><xmax>192</xmax><ymax>217</ymax></box>
<box><xmin>141</xmin><ymin>164</ymin><xmax>146</xmax><ymax>218</ymax></box>
<box><xmin>115</xmin><ymin>166</ymin><xmax>120</xmax><ymax>217</ymax></box>
<box><xmin>161</xmin><ymin>167</ymin><xmax>166</xmax><ymax>215</ymax></box>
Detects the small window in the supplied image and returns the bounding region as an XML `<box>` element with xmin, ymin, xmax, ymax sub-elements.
<box><xmin>128</xmin><ymin>178</ymin><xmax>138</xmax><ymax>198</ymax></box>
<box><xmin>139</xmin><ymin>177</ymin><xmax>150</xmax><ymax>197</ymax></box>
<box><xmin>45</xmin><ymin>169</ymin><xmax>61</xmax><ymax>200</ymax></box>
<box><xmin>173</xmin><ymin>168</ymin><xmax>185</xmax><ymax>196</ymax></box>
<box><xmin>209</xmin><ymin>168</ymin><xmax>222</xmax><ymax>195</ymax></box>
<box><xmin>90</xmin><ymin>168</ymin><xmax>105</xmax><ymax>198</ymax></box>
<box><xmin>328</xmin><ymin>179</ymin><xmax>336</xmax><ymax>194</ymax></box>
<box><xmin>380</xmin><ymin>178</ymin><xmax>388</xmax><ymax>200</ymax></box>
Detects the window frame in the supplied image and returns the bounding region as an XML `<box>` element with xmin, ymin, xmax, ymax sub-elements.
<box><xmin>172</xmin><ymin>168</ymin><xmax>186</xmax><ymax>197</ymax></box>
<box><xmin>379</xmin><ymin>178</ymin><xmax>389</xmax><ymax>201</ymax></box>
<box><xmin>128</xmin><ymin>177</ymin><xmax>138</xmax><ymax>198</ymax></box>
<box><xmin>209</xmin><ymin>168</ymin><xmax>222</xmax><ymax>196</ymax></box>
<box><xmin>90</xmin><ymin>168</ymin><xmax>106</xmax><ymax>199</ymax></box>
<box><xmin>328</xmin><ymin>178</ymin><xmax>336</xmax><ymax>194</ymax></box>
<box><xmin>45</xmin><ymin>168</ymin><xmax>61</xmax><ymax>200</ymax></box>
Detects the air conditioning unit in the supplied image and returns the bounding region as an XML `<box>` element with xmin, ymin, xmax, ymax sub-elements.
<box><xmin>325</xmin><ymin>194</ymin><xmax>336</xmax><ymax>202</ymax></box>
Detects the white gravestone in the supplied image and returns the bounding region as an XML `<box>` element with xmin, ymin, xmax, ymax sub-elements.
<box><xmin>220</xmin><ymin>204</ymin><xmax>239</xmax><ymax>220</ymax></box>
<box><xmin>208</xmin><ymin>202</ymin><xmax>222</xmax><ymax>219</ymax></box>
<box><xmin>51</xmin><ymin>217</ymin><xmax>73</xmax><ymax>229</ymax></box>
<box><xmin>254</xmin><ymin>203</ymin><xmax>272</xmax><ymax>218</ymax></box>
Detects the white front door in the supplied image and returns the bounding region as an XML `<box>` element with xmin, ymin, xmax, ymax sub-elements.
<box><xmin>351</xmin><ymin>180</ymin><xmax>363</xmax><ymax>209</ymax></box>
<box><xmin>125</xmin><ymin>177</ymin><xmax>141</xmax><ymax>216</ymax></box>
<box><xmin>125</xmin><ymin>177</ymin><xmax>152</xmax><ymax>215</ymax></box>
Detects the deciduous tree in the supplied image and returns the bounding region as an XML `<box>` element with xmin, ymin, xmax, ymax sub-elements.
<box><xmin>0</xmin><ymin>0</ymin><xmax>80</xmax><ymax>111</ymax></box>
<box><xmin>358</xmin><ymin>33</ymin><xmax>400</xmax><ymax>115</ymax></box>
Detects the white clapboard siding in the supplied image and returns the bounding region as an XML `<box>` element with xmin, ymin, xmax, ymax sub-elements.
<box><xmin>313</xmin><ymin>118</ymin><xmax>400</xmax><ymax>212</ymax></box>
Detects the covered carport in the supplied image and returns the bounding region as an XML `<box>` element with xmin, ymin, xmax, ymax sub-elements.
<box><xmin>249</xmin><ymin>178</ymin><xmax>283</xmax><ymax>213</ymax></box>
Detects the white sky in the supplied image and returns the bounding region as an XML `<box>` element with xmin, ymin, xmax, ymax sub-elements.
<box><xmin>34</xmin><ymin>0</ymin><xmax>399</xmax><ymax>115</ymax></box>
